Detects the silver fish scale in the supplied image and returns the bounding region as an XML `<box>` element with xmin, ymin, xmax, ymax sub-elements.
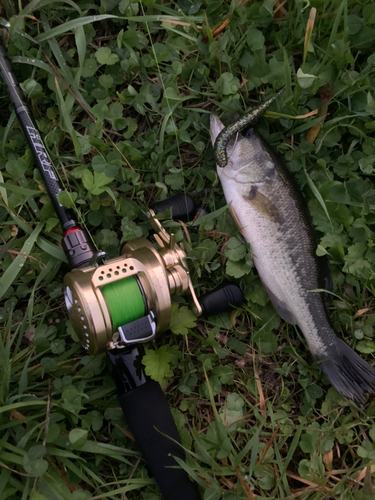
<box><xmin>218</xmin><ymin>132</ymin><xmax>337</xmax><ymax>358</ymax></box>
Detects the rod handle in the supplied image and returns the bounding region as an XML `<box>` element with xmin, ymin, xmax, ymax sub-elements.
<box><xmin>107</xmin><ymin>347</ymin><xmax>201</xmax><ymax>500</ymax></box>
<box><xmin>118</xmin><ymin>380</ymin><xmax>201</xmax><ymax>500</ymax></box>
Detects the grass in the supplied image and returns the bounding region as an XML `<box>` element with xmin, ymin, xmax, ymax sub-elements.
<box><xmin>0</xmin><ymin>0</ymin><xmax>375</xmax><ymax>498</ymax></box>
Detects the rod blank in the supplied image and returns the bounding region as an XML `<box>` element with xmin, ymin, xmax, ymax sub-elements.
<box><xmin>0</xmin><ymin>43</ymin><xmax>76</xmax><ymax>231</ymax></box>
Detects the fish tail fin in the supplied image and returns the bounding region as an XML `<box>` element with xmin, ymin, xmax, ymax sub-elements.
<box><xmin>318</xmin><ymin>338</ymin><xmax>375</xmax><ymax>408</ymax></box>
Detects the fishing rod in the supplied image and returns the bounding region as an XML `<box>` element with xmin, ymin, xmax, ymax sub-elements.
<box><xmin>0</xmin><ymin>41</ymin><xmax>243</xmax><ymax>499</ymax></box>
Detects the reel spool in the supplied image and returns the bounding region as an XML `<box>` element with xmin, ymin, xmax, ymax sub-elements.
<box><xmin>64</xmin><ymin>195</ymin><xmax>205</xmax><ymax>355</ymax></box>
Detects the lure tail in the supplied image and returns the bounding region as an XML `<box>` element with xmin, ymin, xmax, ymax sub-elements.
<box><xmin>318</xmin><ymin>338</ymin><xmax>375</xmax><ymax>407</ymax></box>
<box><xmin>214</xmin><ymin>88</ymin><xmax>284</xmax><ymax>168</ymax></box>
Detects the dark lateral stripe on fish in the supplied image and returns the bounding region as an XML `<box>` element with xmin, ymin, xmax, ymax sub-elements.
<box><xmin>213</xmin><ymin>88</ymin><xmax>285</xmax><ymax>168</ymax></box>
<box><xmin>256</xmin><ymin>132</ymin><xmax>321</xmax><ymax>269</ymax></box>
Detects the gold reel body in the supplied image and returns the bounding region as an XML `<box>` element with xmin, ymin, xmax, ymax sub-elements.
<box><xmin>64</xmin><ymin>232</ymin><xmax>201</xmax><ymax>355</ymax></box>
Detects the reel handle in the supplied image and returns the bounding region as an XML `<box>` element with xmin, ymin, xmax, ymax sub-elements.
<box><xmin>151</xmin><ymin>194</ymin><xmax>196</xmax><ymax>222</ymax></box>
<box><xmin>108</xmin><ymin>347</ymin><xmax>201</xmax><ymax>500</ymax></box>
<box><xmin>198</xmin><ymin>282</ymin><xmax>243</xmax><ymax>317</ymax></box>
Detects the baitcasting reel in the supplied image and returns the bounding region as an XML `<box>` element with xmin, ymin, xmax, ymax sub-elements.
<box><xmin>63</xmin><ymin>194</ymin><xmax>243</xmax><ymax>355</ymax></box>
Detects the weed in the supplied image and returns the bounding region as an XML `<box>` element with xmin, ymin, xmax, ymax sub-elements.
<box><xmin>0</xmin><ymin>0</ymin><xmax>375</xmax><ymax>498</ymax></box>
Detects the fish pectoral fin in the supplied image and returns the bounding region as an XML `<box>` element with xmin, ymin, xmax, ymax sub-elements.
<box><xmin>243</xmin><ymin>186</ymin><xmax>283</xmax><ymax>223</ymax></box>
<box><xmin>263</xmin><ymin>284</ymin><xmax>298</xmax><ymax>325</ymax></box>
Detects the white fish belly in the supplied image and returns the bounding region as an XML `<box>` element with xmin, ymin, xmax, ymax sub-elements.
<box><xmin>221</xmin><ymin>176</ymin><xmax>330</xmax><ymax>357</ymax></box>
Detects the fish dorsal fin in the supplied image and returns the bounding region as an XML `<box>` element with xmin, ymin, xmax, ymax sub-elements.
<box><xmin>262</xmin><ymin>283</ymin><xmax>298</xmax><ymax>325</ymax></box>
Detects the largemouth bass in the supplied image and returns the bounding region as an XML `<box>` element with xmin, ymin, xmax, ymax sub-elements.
<box><xmin>211</xmin><ymin>95</ymin><xmax>375</xmax><ymax>407</ymax></box>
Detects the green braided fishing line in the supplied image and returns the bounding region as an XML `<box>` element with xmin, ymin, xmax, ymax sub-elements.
<box><xmin>101</xmin><ymin>276</ymin><xmax>145</xmax><ymax>329</ymax></box>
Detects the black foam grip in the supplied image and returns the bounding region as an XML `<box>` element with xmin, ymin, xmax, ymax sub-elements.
<box><xmin>118</xmin><ymin>380</ymin><xmax>201</xmax><ymax>500</ymax></box>
<box><xmin>199</xmin><ymin>282</ymin><xmax>244</xmax><ymax>317</ymax></box>
<box><xmin>151</xmin><ymin>194</ymin><xmax>196</xmax><ymax>222</ymax></box>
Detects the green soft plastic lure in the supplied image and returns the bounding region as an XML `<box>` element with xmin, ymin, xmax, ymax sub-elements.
<box><xmin>213</xmin><ymin>88</ymin><xmax>285</xmax><ymax>168</ymax></box>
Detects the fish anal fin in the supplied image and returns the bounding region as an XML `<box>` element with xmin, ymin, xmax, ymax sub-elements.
<box><xmin>318</xmin><ymin>254</ymin><xmax>334</xmax><ymax>302</ymax></box>
<box><xmin>243</xmin><ymin>186</ymin><xmax>283</xmax><ymax>223</ymax></box>
<box><xmin>263</xmin><ymin>283</ymin><xmax>298</xmax><ymax>325</ymax></box>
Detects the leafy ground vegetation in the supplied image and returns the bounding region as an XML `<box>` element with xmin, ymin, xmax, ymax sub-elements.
<box><xmin>0</xmin><ymin>0</ymin><xmax>375</xmax><ymax>498</ymax></box>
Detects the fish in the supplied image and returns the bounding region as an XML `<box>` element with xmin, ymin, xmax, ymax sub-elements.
<box><xmin>210</xmin><ymin>94</ymin><xmax>375</xmax><ymax>407</ymax></box>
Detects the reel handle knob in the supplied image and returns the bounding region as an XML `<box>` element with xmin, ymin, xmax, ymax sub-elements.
<box><xmin>198</xmin><ymin>282</ymin><xmax>243</xmax><ymax>317</ymax></box>
<box><xmin>151</xmin><ymin>194</ymin><xmax>196</xmax><ymax>222</ymax></box>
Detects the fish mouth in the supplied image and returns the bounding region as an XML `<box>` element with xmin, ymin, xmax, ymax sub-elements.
<box><xmin>210</xmin><ymin>114</ymin><xmax>225</xmax><ymax>148</ymax></box>
<box><xmin>211</xmin><ymin>114</ymin><xmax>232</xmax><ymax>169</ymax></box>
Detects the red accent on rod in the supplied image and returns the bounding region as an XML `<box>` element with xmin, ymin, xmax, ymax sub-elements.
<box><xmin>65</xmin><ymin>228</ymin><xmax>81</xmax><ymax>236</ymax></box>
